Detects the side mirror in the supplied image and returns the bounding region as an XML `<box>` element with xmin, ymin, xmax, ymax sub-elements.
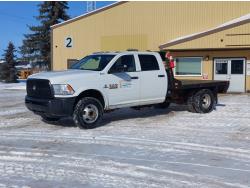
<box><xmin>117</xmin><ymin>64</ymin><xmax>127</xmax><ymax>72</ymax></box>
<box><xmin>109</xmin><ymin>64</ymin><xmax>127</xmax><ymax>74</ymax></box>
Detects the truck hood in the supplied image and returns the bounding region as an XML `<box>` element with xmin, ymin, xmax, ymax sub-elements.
<box><xmin>28</xmin><ymin>69</ymin><xmax>100</xmax><ymax>84</ymax></box>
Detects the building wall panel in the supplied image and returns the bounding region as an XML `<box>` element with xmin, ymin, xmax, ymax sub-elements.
<box><xmin>167</xmin><ymin>23</ymin><xmax>250</xmax><ymax>50</ymax></box>
<box><xmin>52</xmin><ymin>2</ymin><xmax>250</xmax><ymax>70</ymax></box>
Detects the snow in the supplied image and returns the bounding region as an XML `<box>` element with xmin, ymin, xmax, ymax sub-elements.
<box><xmin>15</xmin><ymin>65</ymin><xmax>32</xmax><ymax>69</ymax></box>
<box><xmin>0</xmin><ymin>89</ymin><xmax>249</xmax><ymax>187</ymax></box>
<box><xmin>0</xmin><ymin>82</ymin><xmax>26</xmax><ymax>90</ymax></box>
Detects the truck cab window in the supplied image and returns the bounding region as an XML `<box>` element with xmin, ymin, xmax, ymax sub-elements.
<box><xmin>139</xmin><ymin>55</ymin><xmax>159</xmax><ymax>71</ymax></box>
<box><xmin>109</xmin><ymin>55</ymin><xmax>136</xmax><ymax>73</ymax></box>
<box><xmin>70</xmin><ymin>55</ymin><xmax>115</xmax><ymax>71</ymax></box>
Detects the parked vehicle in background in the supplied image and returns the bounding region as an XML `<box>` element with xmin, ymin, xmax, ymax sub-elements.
<box><xmin>15</xmin><ymin>62</ymin><xmax>32</xmax><ymax>79</ymax></box>
<box><xmin>25</xmin><ymin>51</ymin><xmax>229</xmax><ymax>129</ymax></box>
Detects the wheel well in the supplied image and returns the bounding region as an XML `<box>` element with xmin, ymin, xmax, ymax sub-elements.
<box><xmin>75</xmin><ymin>89</ymin><xmax>105</xmax><ymax>108</ymax></box>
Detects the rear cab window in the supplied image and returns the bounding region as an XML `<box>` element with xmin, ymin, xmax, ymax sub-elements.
<box><xmin>138</xmin><ymin>54</ymin><xmax>160</xmax><ymax>71</ymax></box>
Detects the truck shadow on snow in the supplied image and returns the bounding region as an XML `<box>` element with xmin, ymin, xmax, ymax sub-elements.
<box><xmin>44</xmin><ymin>103</ymin><xmax>226</xmax><ymax>128</ymax></box>
<box><xmin>101</xmin><ymin>105</ymin><xmax>188</xmax><ymax>124</ymax></box>
<box><xmin>100</xmin><ymin>103</ymin><xmax>225</xmax><ymax>126</ymax></box>
<box><xmin>43</xmin><ymin>104</ymin><xmax>224</xmax><ymax>128</ymax></box>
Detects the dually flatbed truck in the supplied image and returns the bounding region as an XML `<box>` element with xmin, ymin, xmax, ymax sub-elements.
<box><xmin>25</xmin><ymin>51</ymin><xmax>229</xmax><ymax>129</ymax></box>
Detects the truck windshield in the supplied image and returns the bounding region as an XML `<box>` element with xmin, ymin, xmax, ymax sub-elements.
<box><xmin>70</xmin><ymin>54</ymin><xmax>115</xmax><ymax>71</ymax></box>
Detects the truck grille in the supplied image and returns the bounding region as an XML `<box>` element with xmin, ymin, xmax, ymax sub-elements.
<box><xmin>27</xmin><ymin>79</ymin><xmax>54</xmax><ymax>99</ymax></box>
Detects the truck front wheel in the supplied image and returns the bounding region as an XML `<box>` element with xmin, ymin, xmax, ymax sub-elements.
<box><xmin>73</xmin><ymin>97</ymin><xmax>103</xmax><ymax>129</ymax></box>
<box><xmin>192</xmin><ymin>89</ymin><xmax>215</xmax><ymax>113</ymax></box>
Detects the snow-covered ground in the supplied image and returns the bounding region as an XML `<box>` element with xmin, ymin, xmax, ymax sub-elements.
<box><xmin>0</xmin><ymin>81</ymin><xmax>26</xmax><ymax>90</ymax></box>
<box><xmin>0</xmin><ymin>89</ymin><xmax>249</xmax><ymax>188</ymax></box>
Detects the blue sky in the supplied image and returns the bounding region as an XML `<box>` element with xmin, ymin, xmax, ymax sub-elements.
<box><xmin>0</xmin><ymin>1</ymin><xmax>115</xmax><ymax>58</ymax></box>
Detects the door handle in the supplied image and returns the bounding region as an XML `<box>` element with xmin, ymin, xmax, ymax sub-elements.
<box><xmin>130</xmin><ymin>76</ymin><xmax>139</xmax><ymax>79</ymax></box>
<box><xmin>158</xmin><ymin>75</ymin><xmax>165</xmax><ymax>77</ymax></box>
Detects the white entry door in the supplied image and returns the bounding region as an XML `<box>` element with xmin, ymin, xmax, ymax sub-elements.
<box><xmin>214</xmin><ymin>58</ymin><xmax>245</xmax><ymax>92</ymax></box>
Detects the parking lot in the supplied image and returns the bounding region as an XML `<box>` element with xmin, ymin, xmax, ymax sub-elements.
<box><xmin>0</xmin><ymin>86</ymin><xmax>250</xmax><ymax>188</ymax></box>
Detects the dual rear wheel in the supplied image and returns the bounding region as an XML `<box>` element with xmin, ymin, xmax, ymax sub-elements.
<box><xmin>187</xmin><ymin>89</ymin><xmax>216</xmax><ymax>113</ymax></box>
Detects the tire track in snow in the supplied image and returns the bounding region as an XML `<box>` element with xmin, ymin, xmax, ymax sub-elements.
<box><xmin>0</xmin><ymin>155</ymin><xmax>197</xmax><ymax>188</ymax></box>
<box><xmin>1</xmin><ymin>132</ymin><xmax>250</xmax><ymax>161</ymax></box>
<box><xmin>0</xmin><ymin>108</ymin><xmax>28</xmax><ymax>116</ymax></box>
<box><xmin>0</xmin><ymin>147</ymin><xmax>248</xmax><ymax>188</ymax></box>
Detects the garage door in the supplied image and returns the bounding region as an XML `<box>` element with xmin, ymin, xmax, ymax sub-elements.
<box><xmin>214</xmin><ymin>58</ymin><xmax>245</xmax><ymax>92</ymax></box>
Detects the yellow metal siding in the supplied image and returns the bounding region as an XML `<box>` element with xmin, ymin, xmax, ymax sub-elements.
<box><xmin>52</xmin><ymin>1</ymin><xmax>250</xmax><ymax>70</ymax></box>
<box><xmin>247</xmin><ymin>76</ymin><xmax>250</xmax><ymax>92</ymax></box>
<box><xmin>167</xmin><ymin>23</ymin><xmax>250</xmax><ymax>50</ymax></box>
<box><xmin>100</xmin><ymin>34</ymin><xmax>148</xmax><ymax>51</ymax></box>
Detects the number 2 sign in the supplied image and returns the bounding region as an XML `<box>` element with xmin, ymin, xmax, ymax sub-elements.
<box><xmin>65</xmin><ymin>37</ymin><xmax>73</xmax><ymax>48</ymax></box>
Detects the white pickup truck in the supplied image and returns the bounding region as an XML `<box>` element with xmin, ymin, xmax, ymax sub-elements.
<box><xmin>25</xmin><ymin>51</ymin><xmax>229</xmax><ymax>129</ymax></box>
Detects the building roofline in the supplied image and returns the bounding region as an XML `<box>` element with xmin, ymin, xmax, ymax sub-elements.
<box><xmin>51</xmin><ymin>1</ymin><xmax>127</xmax><ymax>29</ymax></box>
<box><xmin>159</xmin><ymin>13</ymin><xmax>250</xmax><ymax>49</ymax></box>
<box><xmin>167</xmin><ymin>47</ymin><xmax>250</xmax><ymax>52</ymax></box>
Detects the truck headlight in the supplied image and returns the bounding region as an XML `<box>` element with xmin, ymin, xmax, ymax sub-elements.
<box><xmin>52</xmin><ymin>84</ymin><xmax>75</xmax><ymax>95</ymax></box>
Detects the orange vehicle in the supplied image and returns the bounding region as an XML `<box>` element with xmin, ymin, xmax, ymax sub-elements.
<box><xmin>18</xmin><ymin>69</ymin><xmax>32</xmax><ymax>79</ymax></box>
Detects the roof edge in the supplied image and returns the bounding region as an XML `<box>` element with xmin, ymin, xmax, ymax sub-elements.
<box><xmin>51</xmin><ymin>1</ymin><xmax>127</xmax><ymax>29</ymax></box>
<box><xmin>159</xmin><ymin>14</ymin><xmax>250</xmax><ymax>49</ymax></box>
<box><xmin>167</xmin><ymin>47</ymin><xmax>250</xmax><ymax>52</ymax></box>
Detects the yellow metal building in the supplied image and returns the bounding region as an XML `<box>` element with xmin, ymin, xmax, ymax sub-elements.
<box><xmin>51</xmin><ymin>1</ymin><xmax>250</xmax><ymax>92</ymax></box>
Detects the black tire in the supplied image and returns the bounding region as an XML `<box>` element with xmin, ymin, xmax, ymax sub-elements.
<box><xmin>155</xmin><ymin>101</ymin><xmax>170</xmax><ymax>109</ymax></box>
<box><xmin>73</xmin><ymin>97</ymin><xmax>103</xmax><ymax>129</ymax></box>
<box><xmin>192</xmin><ymin>89</ymin><xmax>215</xmax><ymax>113</ymax></box>
<box><xmin>41</xmin><ymin>115</ymin><xmax>60</xmax><ymax>122</ymax></box>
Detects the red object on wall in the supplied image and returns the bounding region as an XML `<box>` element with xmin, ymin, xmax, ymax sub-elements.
<box><xmin>165</xmin><ymin>51</ymin><xmax>171</xmax><ymax>59</ymax></box>
<box><xmin>165</xmin><ymin>51</ymin><xmax>175</xmax><ymax>69</ymax></box>
<box><xmin>169</xmin><ymin>59</ymin><xmax>175</xmax><ymax>68</ymax></box>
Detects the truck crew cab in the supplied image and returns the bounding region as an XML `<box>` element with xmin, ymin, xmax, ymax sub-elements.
<box><xmin>25</xmin><ymin>51</ymin><xmax>229</xmax><ymax>129</ymax></box>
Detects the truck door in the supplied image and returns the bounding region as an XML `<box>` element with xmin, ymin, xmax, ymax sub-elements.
<box><xmin>137</xmin><ymin>54</ymin><xmax>168</xmax><ymax>104</ymax></box>
<box><xmin>105</xmin><ymin>54</ymin><xmax>140</xmax><ymax>108</ymax></box>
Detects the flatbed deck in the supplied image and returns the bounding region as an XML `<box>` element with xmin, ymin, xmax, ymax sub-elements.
<box><xmin>174</xmin><ymin>79</ymin><xmax>229</xmax><ymax>93</ymax></box>
<box><xmin>179</xmin><ymin>80</ymin><xmax>229</xmax><ymax>90</ymax></box>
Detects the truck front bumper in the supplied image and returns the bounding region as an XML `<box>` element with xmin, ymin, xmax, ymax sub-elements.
<box><xmin>25</xmin><ymin>96</ymin><xmax>76</xmax><ymax>117</ymax></box>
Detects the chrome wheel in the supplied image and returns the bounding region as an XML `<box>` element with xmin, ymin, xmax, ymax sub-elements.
<box><xmin>82</xmin><ymin>104</ymin><xmax>99</xmax><ymax>124</ymax></box>
<box><xmin>202</xmin><ymin>94</ymin><xmax>211</xmax><ymax>109</ymax></box>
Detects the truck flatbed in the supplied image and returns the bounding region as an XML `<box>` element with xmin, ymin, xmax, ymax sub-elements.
<box><xmin>176</xmin><ymin>79</ymin><xmax>229</xmax><ymax>92</ymax></box>
<box><xmin>166</xmin><ymin>69</ymin><xmax>229</xmax><ymax>94</ymax></box>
